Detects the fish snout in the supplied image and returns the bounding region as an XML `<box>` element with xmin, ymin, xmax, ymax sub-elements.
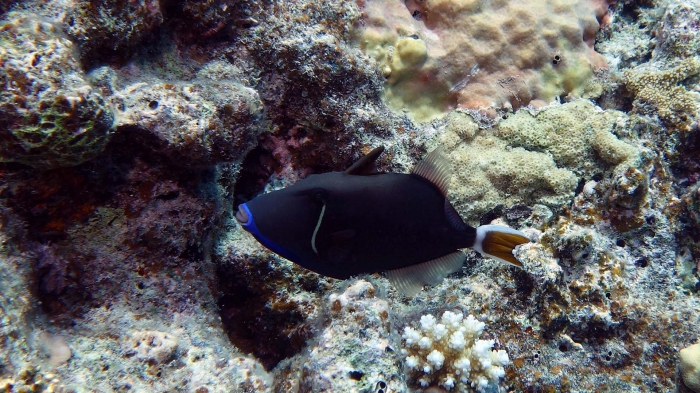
<box><xmin>235</xmin><ymin>204</ymin><xmax>250</xmax><ymax>226</ymax></box>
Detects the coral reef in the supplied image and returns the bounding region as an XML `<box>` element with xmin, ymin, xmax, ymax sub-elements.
<box><xmin>682</xmin><ymin>343</ymin><xmax>700</xmax><ymax>393</ymax></box>
<box><xmin>127</xmin><ymin>330</ymin><xmax>179</xmax><ymax>364</ymax></box>
<box><xmin>623</xmin><ymin>57</ymin><xmax>700</xmax><ymax>128</ymax></box>
<box><xmin>655</xmin><ymin>0</ymin><xmax>700</xmax><ymax>60</ymax></box>
<box><xmin>301</xmin><ymin>280</ymin><xmax>402</xmax><ymax>392</ymax></box>
<box><xmin>165</xmin><ymin>0</ymin><xmax>261</xmax><ymax>39</ymax></box>
<box><xmin>0</xmin><ymin>12</ymin><xmax>114</xmax><ymax>168</ymax></box>
<box><xmin>356</xmin><ymin>0</ymin><xmax>610</xmax><ymax>120</ymax></box>
<box><xmin>240</xmin><ymin>0</ymin><xmax>401</xmax><ymax>171</ymax></box>
<box><xmin>0</xmin><ymin>367</ymin><xmax>65</xmax><ymax>393</ymax></box>
<box><xmin>0</xmin><ymin>131</ymin><xmax>271</xmax><ymax>392</ymax></box>
<box><xmin>64</xmin><ymin>0</ymin><xmax>163</xmax><ymax>66</ymax></box>
<box><xmin>0</xmin><ymin>211</ymin><xmax>35</xmax><ymax>385</ymax></box>
<box><xmin>0</xmin><ymin>0</ymin><xmax>699</xmax><ymax>392</ymax></box>
<box><xmin>440</xmin><ymin>100</ymin><xmax>641</xmax><ymax>223</ymax></box>
<box><xmin>92</xmin><ymin>62</ymin><xmax>265</xmax><ymax>166</ymax></box>
<box><xmin>215</xmin><ymin>221</ymin><xmax>327</xmax><ymax>371</ymax></box>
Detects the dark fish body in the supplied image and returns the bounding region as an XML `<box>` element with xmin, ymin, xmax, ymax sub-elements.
<box><xmin>243</xmin><ymin>170</ymin><xmax>475</xmax><ymax>279</ymax></box>
<box><xmin>237</xmin><ymin>146</ymin><xmax>529</xmax><ymax>295</ymax></box>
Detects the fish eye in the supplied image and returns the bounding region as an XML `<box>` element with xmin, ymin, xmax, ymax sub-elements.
<box><xmin>311</xmin><ymin>188</ymin><xmax>328</xmax><ymax>202</ymax></box>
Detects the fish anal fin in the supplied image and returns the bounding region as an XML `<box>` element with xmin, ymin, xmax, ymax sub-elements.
<box><xmin>326</xmin><ymin>229</ymin><xmax>356</xmax><ymax>265</ymax></box>
<box><xmin>444</xmin><ymin>199</ymin><xmax>469</xmax><ymax>231</ymax></box>
<box><xmin>411</xmin><ymin>147</ymin><xmax>453</xmax><ymax>196</ymax></box>
<box><xmin>345</xmin><ymin>146</ymin><xmax>385</xmax><ymax>175</ymax></box>
<box><xmin>473</xmin><ymin>225</ymin><xmax>530</xmax><ymax>267</ymax></box>
<box><xmin>385</xmin><ymin>251</ymin><xmax>466</xmax><ymax>296</ymax></box>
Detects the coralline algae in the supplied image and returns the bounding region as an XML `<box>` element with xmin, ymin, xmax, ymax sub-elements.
<box><xmin>0</xmin><ymin>0</ymin><xmax>699</xmax><ymax>392</ymax></box>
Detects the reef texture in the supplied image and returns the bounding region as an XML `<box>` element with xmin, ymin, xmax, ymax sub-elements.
<box><xmin>92</xmin><ymin>63</ymin><xmax>265</xmax><ymax>166</ymax></box>
<box><xmin>0</xmin><ymin>12</ymin><xmax>114</xmax><ymax>168</ymax></box>
<box><xmin>357</xmin><ymin>0</ymin><xmax>610</xmax><ymax>120</ymax></box>
<box><xmin>440</xmin><ymin>99</ymin><xmax>640</xmax><ymax>223</ymax></box>
<box><xmin>64</xmin><ymin>0</ymin><xmax>164</xmax><ymax>66</ymax></box>
<box><xmin>0</xmin><ymin>0</ymin><xmax>699</xmax><ymax>392</ymax></box>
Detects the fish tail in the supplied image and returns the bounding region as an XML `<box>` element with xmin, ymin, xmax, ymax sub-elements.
<box><xmin>472</xmin><ymin>225</ymin><xmax>530</xmax><ymax>267</ymax></box>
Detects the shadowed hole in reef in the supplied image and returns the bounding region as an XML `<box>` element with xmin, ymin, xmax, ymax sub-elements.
<box><xmin>215</xmin><ymin>261</ymin><xmax>314</xmax><ymax>371</ymax></box>
<box><xmin>233</xmin><ymin>129</ymin><xmax>362</xmax><ymax>208</ymax></box>
<box><xmin>233</xmin><ymin>146</ymin><xmax>278</xmax><ymax>208</ymax></box>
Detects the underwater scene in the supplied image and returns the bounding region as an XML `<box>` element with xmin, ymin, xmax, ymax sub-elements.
<box><xmin>1</xmin><ymin>0</ymin><xmax>699</xmax><ymax>392</ymax></box>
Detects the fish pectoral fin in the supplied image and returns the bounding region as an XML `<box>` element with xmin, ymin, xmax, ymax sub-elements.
<box><xmin>411</xmin><ymin>146</ymin><xmax>452</xmax><ymax>196</ymax></box>
<box><xmin>473</xmin><ymin>225</ymin><xmax>530</xmax><ymax>267</ymax></box>
<box><xmin>345</xmin><ymin>146</ymin><xmax>385</xmax><ymax>175</ymax></box>
<box><xmin>326</xmin><ymin>229</ymin><xmax>356</xmax><ymax>265</ymax></box>
<box><xmin>385</xmin><ymin>251</ymin><xmax>466</xmax><ymax>296</ymax></box>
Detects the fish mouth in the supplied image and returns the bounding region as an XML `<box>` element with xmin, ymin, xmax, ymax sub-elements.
<box><xmin>235</xmin><ymin>204</ymin><xmax>250</xmax><ymax>225</ymax></box>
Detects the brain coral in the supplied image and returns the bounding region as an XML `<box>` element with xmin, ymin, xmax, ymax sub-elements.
<box><xmin>0</xmin><ymin>13</ymin><xmax>114</xmax><ymax>168</ymax></box>
<box><xmin>357</xmin><ymin>0</ymin><xmax>608</xmax><ymax>120</ymax></box>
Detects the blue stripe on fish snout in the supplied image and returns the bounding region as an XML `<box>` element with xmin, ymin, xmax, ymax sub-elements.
<box><xmin>238</xmin><ymin>203</ymin><xmax>301</xmax><ymax>263</ymax></box>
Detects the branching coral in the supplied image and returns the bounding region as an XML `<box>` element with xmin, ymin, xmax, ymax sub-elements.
<box><xmin>401</xmin><ymin>311</ymin><xmax>509</xmax><ymax>392</ymax></box>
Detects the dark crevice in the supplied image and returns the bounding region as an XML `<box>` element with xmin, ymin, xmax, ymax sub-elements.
<box><xmin>215</xmin><ymin>261</ymin><xmax>312</xmax><ymax>371</ymax></box>
<box><xmin>1</xmin><ymin>132</ymin><xmax>215</xmax><ymax>321</ymax></box>
<box><xmin>233</xmin><ymin>145</ymin><xmax>278</xmax><ymax>207</ymax></box>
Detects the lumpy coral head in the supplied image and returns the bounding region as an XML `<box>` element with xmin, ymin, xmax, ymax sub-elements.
<box><xmin>357</xmin><ymin>0</ymin><xmax>609</xmax><ymax>120</ymax></box>
<box><xmin>0</xmin><ymin>13</ymin><xmax>114</xmax><ymax>168</ymax></box>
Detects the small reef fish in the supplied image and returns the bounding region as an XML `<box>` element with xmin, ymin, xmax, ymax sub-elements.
<box><xmin>235</xmin><ymin>146</ymin><xmax>530</xmax><ymax>295</ymax></box>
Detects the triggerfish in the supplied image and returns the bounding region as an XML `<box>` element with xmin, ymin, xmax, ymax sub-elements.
<box><xmin>235</xmin><ymin>146</ymin><xmax>530</xmax><ymax>295</ymax></box>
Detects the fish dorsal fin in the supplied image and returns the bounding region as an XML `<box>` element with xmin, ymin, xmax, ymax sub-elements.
<box><xmin>445</xmin><ymin>199</ymin><xmax>469</xmax><ymax>231</ymax></box>
<box><xmin>385</xmin><ymin>251</ymin><xmax>466</xmax><ymax>296</ymax></box>
<box><xmin>411</xmin><ymin>147</ymin><xmax>452</xmax><ymax>196</ymax></box>
<box><xmin>345</xmin><ymin>146</ymin><xmax>385</xmax><ymax>175</ymax></box>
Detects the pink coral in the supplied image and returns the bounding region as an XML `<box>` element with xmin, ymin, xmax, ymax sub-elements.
<box><xmin>358</xmin><ymin>0</ymin><xmax>612</xmax><ymax>119</ymax></box>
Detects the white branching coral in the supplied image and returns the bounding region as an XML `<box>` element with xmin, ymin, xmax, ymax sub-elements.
<box><xmin>400</xmin><ymin>311</ymin><xmax>509</xmax><ymax>392</ymax></box>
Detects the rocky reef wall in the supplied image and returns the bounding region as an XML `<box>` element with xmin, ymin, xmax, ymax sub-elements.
<box><xmin>0</xmin><ymin>0</ymin><xmax>699</xmax><ymax>392</ymax></box>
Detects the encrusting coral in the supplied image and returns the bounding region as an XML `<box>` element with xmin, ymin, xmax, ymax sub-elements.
<box><xmin>65</xmin><ymin>0</ymin><xmax>163</xmax><ymax>65</ymax></box>
<box><xmin>356</xmin><ymin>0</ymin><xmax>609</xmax><ymax>120</ymax></box>
<box><xmin>623</xmin><ymin>57</ymin><xmax>700</xmax><ymax>128</ymax></box>
<box><xmin>401</xmin><ymin>310</ymin><xmax>509</xmax><ymax>392</ymax></box>
<box><xmin>441</xmin><ymin>100</ymin><xmax>641</xmax><ymax>223</ymax></box>
<box><xmin>92</xmin><ymin>62</ymin><xmax>265</xmax><ymax>166</ymax></box>
<box><xmin>1</xmin><ymin>0</ymin><xmax>699</xmax><ymax>391</ymax></box>
<box><xmin>681</xmin><ymin>342</ymin><xmax>700</xmax><ymax>393</ymax></box>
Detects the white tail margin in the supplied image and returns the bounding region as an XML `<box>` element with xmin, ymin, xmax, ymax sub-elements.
<box><xmin>473</xmin><ymin>225</ymin><xmax>530</xmax><ymax>267</ymax></box>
